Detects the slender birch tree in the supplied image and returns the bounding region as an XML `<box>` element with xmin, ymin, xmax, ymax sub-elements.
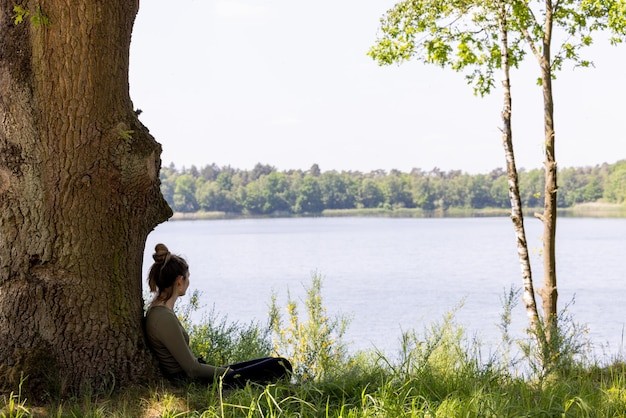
<box><xmin>495</xmin><ymin>1</ymin><xmax>544</xmax><ymax>343</ymax></box>
<box><xmin>369</xmin><ymin>0</ymin><xmax>544</xmax><ymax>351</ymax></box>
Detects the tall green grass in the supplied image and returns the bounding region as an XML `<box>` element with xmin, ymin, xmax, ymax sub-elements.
<box><xmin>269</xmin><ymin>274</ymin><xmax>350</xmax><ymax>381</ymax></box>
<box><xmin>3</xmin><ymin>275</ymin><xmax>626</xmax><ymax>417</ymax></box>
<box><xmin>177</xmin><ymin>290</ymin><xmax>272</xmax><ymax>366</ymax></box>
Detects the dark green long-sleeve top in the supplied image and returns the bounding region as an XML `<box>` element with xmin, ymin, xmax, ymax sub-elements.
<box><xmin>145</xmin><ymin>305</ymin><xmax>224</xmax><ymax>379</ymax></box>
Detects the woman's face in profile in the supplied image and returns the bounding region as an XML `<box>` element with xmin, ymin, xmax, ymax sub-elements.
<box><xmin>179</xmin><ymin>271</ymin><xmax>190</xmax><ymax>296</ymax></box>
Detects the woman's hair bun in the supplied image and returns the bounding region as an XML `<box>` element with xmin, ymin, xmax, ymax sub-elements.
<box><xmin>153</xmin><ymin>243</ymin><xmax>170</xmax><ymax>264</ymax></box>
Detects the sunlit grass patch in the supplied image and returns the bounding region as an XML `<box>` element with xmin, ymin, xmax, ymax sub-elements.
<box><xmin>1</xmin><ymin>382</ymin><xmax>30</xmax><ymax>418</ymax></box>
<box><xmin>141</xmin><ymin>388</ymin><xmax>190</xmax><ymax>418</ymax></box>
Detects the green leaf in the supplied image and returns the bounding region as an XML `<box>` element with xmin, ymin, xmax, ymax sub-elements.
<box><xmin>12</xmin><ymin>5</ymin><xmax>29</xmax><ymax>25</ymax></box>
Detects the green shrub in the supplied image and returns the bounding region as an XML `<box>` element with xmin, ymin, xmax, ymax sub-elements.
<box><xmin>177</xmin><ymin>290</ymin><xmax>272</xmax><ymax>366</ymax></box>
<box><xmin>269</xmin><ymin>273</ymin><xmax>350</xmax><ymax>381</ymax></box>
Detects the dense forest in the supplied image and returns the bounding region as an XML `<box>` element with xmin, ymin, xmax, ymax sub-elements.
<box><xmin>160</xmin><ymin>160</ymin><xmax>626</xmax><ymax>215</ymax></box>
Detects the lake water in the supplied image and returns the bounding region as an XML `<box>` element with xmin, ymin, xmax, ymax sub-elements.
<box><xmin>142</xmin><ymin>216</ymin><xmax>626</xmax><ymax>360</ymax></box>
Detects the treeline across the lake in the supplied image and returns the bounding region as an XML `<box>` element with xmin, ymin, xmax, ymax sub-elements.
<box><xmin>160</xmin><ymin>160</ymin><xmax>626</xmax><ymax>215</ymax></box>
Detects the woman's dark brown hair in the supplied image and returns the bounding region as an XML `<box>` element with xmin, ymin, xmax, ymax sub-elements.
<box><xmin>147</xmin><ymin>243</ymin><xmax>189</xmax><ymax>302</ymax></box>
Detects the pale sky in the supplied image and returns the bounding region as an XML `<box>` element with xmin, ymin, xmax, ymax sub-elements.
<box><xmin>129</xmin><ymin>0</ymin><xmax>625</xmax><ymax>174</ymax></box>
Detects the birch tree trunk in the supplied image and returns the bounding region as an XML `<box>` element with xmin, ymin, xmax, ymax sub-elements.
<box><xmin>496</xmin><ymin>0</ymin><xmax>543</xmax><ymax>340</ymax></box>
<box><xmin>0</xmin><ymin>0</ymin><xmax>171</xmax><ymax>394</ymax></box>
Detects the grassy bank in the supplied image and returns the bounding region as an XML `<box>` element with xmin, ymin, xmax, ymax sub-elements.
<box><xmin>169</xmin><ymin>202</ymin><xmax>626</xmax><ymax>221</ymax></box>
<box><xmin>558</xmin><ymin>202</ymin><xmax>626</xmax><ymax>218</ymax></box>
<box><xmin>4</xmin><ymin>339</ymin><xmax>626</xmax><ymax>417</ymax></box>
<box><xmin>322</xmin><ymin>207</ymin><xmax>524</xmax><ymax>217</ymax></box>
<box><xmin>169</xmin><ymin>207</ymin><xmax>526</xmax><ymax>220</ymax></box>
<box><xmin>3</xmin><ymin>277</ymin><xmax>626</xmax><ymax>417</ymax></box>
<box><xmin>5</xmin><ymin>362</ymin><xmax>626</xmax><ymax>417</ymax></box>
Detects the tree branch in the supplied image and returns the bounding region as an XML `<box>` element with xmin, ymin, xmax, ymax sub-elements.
<box><xmin>520</xmin><ymin>26</ymin><xmax>542</xmax><ymax>61</ymax></box>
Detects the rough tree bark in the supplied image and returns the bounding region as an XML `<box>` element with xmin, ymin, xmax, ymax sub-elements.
<box><xmin>0</xmin><ymin>0</ymin><xmax>171</xmax><ymax>394</ymax></box>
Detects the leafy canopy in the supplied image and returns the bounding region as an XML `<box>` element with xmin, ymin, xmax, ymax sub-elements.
<box><xmin>369</xmin><ymin>0</ymin><xmax>626</xmax><ymax>94</ymax></box>
<box><xmin>368</xmin><ymin>0</ymin><xmax>526</xmax><ymax>96</ymax></box>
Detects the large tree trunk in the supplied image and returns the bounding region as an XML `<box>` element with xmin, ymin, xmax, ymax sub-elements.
<box><xmin>496</xmin><ymin>0</ymin><xmax>542</xmax><ymax>340</ymax></box>
<box><xmin>0</xmin><ymin>0</ymin><xmax>171</xmax><ymax>395</ymax></box>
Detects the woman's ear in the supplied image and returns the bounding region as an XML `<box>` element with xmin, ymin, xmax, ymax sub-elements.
<box><xmin>175</xmin><ymin>275</ymin><xmax>185</xmax><ymax>285</ymax></box>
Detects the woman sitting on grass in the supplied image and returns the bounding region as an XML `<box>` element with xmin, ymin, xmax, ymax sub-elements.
<box><xmin>145</xmin><ymin>243</ymin><xmax>292</xmax><ymax>388</ymax></box>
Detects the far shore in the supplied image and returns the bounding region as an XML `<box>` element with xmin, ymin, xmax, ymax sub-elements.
<box><xmin>169</xmin><ymin>202</ymin><xmax>626</xmax><ymax>221</ymax></box>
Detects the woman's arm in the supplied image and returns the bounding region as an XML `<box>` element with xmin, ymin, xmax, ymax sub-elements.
<box><xmin>157</xmin><ymin>311</ymin><xmax>229</xmax><ymax>379</ymax></box>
